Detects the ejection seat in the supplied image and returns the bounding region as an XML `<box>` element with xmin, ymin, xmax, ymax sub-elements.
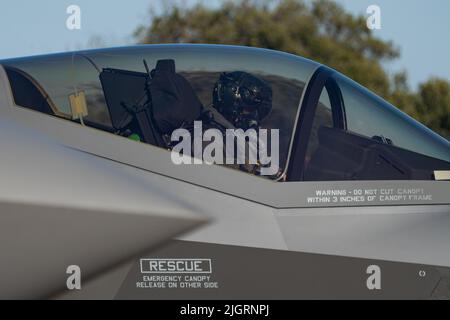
<box><xmin>100</xmin><ymin>59</ymin><xmax>202</xmax><ymax>148</ymax></box>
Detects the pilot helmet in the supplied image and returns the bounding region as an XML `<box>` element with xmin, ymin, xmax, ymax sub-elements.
<box><xmin>212</xmin><ymin>71</ymin><xmax>272</xmax><ymax>129</ymax></box>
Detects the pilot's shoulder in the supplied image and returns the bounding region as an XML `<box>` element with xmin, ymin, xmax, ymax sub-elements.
<box><xmin>201</xmin><ymin>106</ymin><xmax>234</xmax><ymax>132</ymax></box>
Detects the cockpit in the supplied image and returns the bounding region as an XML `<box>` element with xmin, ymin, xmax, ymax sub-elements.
<box><xmin>1</xmin><ymin>44</ymin><xmax>449</xmax><ymax>181</ymax></box>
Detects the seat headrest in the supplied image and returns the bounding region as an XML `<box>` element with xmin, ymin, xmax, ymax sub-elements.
<box><xmin>155</xmin><ymin>59</ymin><xmax>175</xmax><ymax>73</ymax></box>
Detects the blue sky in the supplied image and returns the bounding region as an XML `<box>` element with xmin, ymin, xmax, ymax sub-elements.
<box><xmin>1</xmin><ymin>0</ymin><xmax>449</xmax><ymax>89</ymax></box>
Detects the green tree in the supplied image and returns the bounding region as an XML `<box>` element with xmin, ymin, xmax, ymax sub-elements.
<box><xmin>416</xmin><ymin>78</ymin><xmax>450</xmax><ymax>138</ymax></box>
<box><xmin>135</xmin><ymin>0</ymin><xmax>450</xmax><ymax>139</ymax></box>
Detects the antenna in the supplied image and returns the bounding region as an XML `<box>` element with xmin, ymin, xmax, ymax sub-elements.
<box><xmin>143</xmin><ymin>59</ymin><xmax>151</xmax><ymax>78</ymax></box>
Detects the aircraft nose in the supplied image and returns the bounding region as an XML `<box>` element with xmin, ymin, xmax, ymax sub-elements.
<box><xmin>0</xmin><ymin>119</ymin><xmax>207</xmax><ymax>299</ymax></box>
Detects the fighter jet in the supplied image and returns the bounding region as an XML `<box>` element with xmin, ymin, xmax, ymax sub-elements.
<box><xmin>0</xmin><ymin>44</ymin><xmax>449</xmax><ymax>299</ymax></box>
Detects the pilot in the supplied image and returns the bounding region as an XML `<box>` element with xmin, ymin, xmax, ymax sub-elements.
<box><xmin>198</xmin><ymin>71</ymin><xmax>275</xmax><ymax>176</ymax></box>
<box><xmin>212</xmin><ymin>71</ymin><xmax>272</xmax><ymax>131</ymax></box>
